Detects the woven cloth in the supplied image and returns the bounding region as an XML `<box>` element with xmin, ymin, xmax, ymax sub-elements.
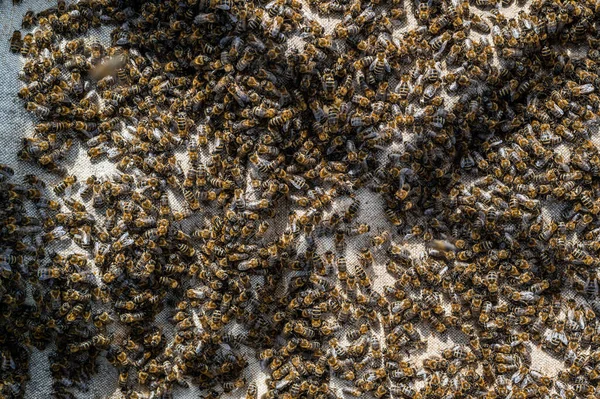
<box><xmin>0</xmin><ymin>1</ymin><xmax>567</xmax><ymax>398</ymax></box>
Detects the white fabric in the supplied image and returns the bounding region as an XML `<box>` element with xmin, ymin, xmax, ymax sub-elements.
<box><xmin>0</xmin><ymin>1</ymin><xmax>567</xmax><ymax>398</ymax></box>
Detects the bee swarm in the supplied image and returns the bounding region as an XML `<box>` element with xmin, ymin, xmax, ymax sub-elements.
<box><xmin>3</xmin><ymin>0</ymin><xmax>600</xmax><ymax>398</ymax></box>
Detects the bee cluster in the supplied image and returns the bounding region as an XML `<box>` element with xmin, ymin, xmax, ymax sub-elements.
<box><xmin>4</xmin><ymin>0</ymin><xmax>600</xmax><ymax>397</ymax></box>
<box><xmin>0</xmin><ymin>164</ymin><xmax>63</xmax><ymax>398</ymax></box>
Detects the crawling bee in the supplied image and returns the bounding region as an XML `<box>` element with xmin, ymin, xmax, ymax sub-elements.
<box><xmin>371</xmin><ymin>230</ymin><xmax>391</xmax><ymax>248</ymax></box>
<box><xmin>42</xmin><ymin>226</ymin><xmax>68</xmax><ymax>243</ymax></box>
<box><xmin>9</xmin><ymin>30</ymin><xmax>22</xmax><ymax>53</ymax></box>
<box><xmin>22</xmin><ymin>10</ymin><xmax>36</xmax><ymax>29</ymax></box>
<box><xmin>53</xmin><ymin>175</ymin><xmax>77</xmax><ymax>196</ymax></box>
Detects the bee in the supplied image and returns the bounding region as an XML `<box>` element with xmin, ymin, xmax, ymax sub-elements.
<box><xmin>53</xmin><ymin>175</ymin><xmax>77</xmax><ymax>196</ymax></box>
<box><xmin>268</xmin><ymin>109</ymin><xmax>293</xmax><ymax>132</ymax></box>
<box><xmin>370</xmin><ymin>52</ymin><xmax>390</xmax><ymax>80</ymax></box>
<box><xmin>236</xmin><ymin>48</ymin><xmax>256</xmax><ymax>71</ymax></box>
<box><xmin>321</xmin><ymin>69</ymin><xmax>336</xmax><ymax>98</ymax></box>
<box><xmin>10</xmin><ymin>30</ymin><xmax>22</xmax><ymax>53</ymax></box>
<box><xmin>471</xmin><ymin>14</ymin><xmax>491</xmax><ymax>33</ymax></box>
<box><xmin>390</xmin><ymin>383</ymin><xmax>417</xmax><ymax>399</ymax></box>
<box><xmin>223</xmin><ymin>378</ymin><xmax>246</xmax><ymax>393</ymax></box>
<box><xmin>431</xmin><ymin>31</ymin><xmax>452</xmax><ymax>53</ymax></box>
<box><xmin>22</xmin><ymin>10</ymin><xmax>37</xmax><ymax>29</ymax></box>
<box><xmin>26</xmin><ymin>102</ymin><xmax>50</xmax><ymax>118</ymax></box>
<box><xmin>393</xmin><ymin>75</ymin><xmax>413</xmax><ymax>100</ymax></box>
<box><xmin>245</xmin><ymin>383</ymin><xmax>258</xmax><ymax>399</ymax></box>
<box><xmin>417</xmin><ymin>1</ymin><xmax>430</xmax><ymax>21</ymax></box>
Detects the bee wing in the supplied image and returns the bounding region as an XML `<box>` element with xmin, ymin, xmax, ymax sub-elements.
<box><xmin>579</xmin><ymin>84</ymin><xmax>594</xmax><ymax>94</ymax></box>
<box><xmin>0</xmin><ymin>261</ymin><xmax>11</xmax><ymax>273</ymax></box>
<box><xmin>433</xmin><ymin>41</ymin><xmax>449</xmax><ymax>59</ymax></box>
<box><xmin>64</xmin><ymin>184</ymin><xmax>74</xmax><ymax>198</ymax></box>
<box><xmin>384</xmin><ymin>59</ymin><xmax>391</xmax><ymax>72</ymax></box>
<box><xmin>368</xmin><ymin>59</ymin><xmax>377</xmax><ymax>71</ymax></box>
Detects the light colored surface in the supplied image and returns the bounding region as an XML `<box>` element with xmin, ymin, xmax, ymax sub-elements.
<box><xmin>0</xmin><ymin>1</ymin><xmax>568</xmax><ymax>398</ymax></box>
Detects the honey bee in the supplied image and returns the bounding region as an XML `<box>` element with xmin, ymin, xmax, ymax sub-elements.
<box><xmin>4</xmin><ymin>0</ymin><xmax>599</xmax><ymax>396</ymax></box>
<box><xmin>53</xmin><ymin>175</ymin><xmax>77</xmax><ymax>196</ymax></box>
<box><xmin>245</xmin><ymin>382</ymin><xmax>258</xmax><ymax>399</ymax></box>
<box><xmin>21</xmin><ymin>10</ymin><xmax>37</xmax><ymax>29</ymax></box>
<box><xmin>370</xmin><ymin>52</ymin><xmax>391</xmax><ymax>80</ymax></box>
<box><xmin>371</xmin><ymin>230</ymin><xmax>391</xmax><ymax>248</ymax></box>
<box><xmin>10</xmin><ymin>30</ymin><xmax>22</xmax><ymax>53</ymax></box>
